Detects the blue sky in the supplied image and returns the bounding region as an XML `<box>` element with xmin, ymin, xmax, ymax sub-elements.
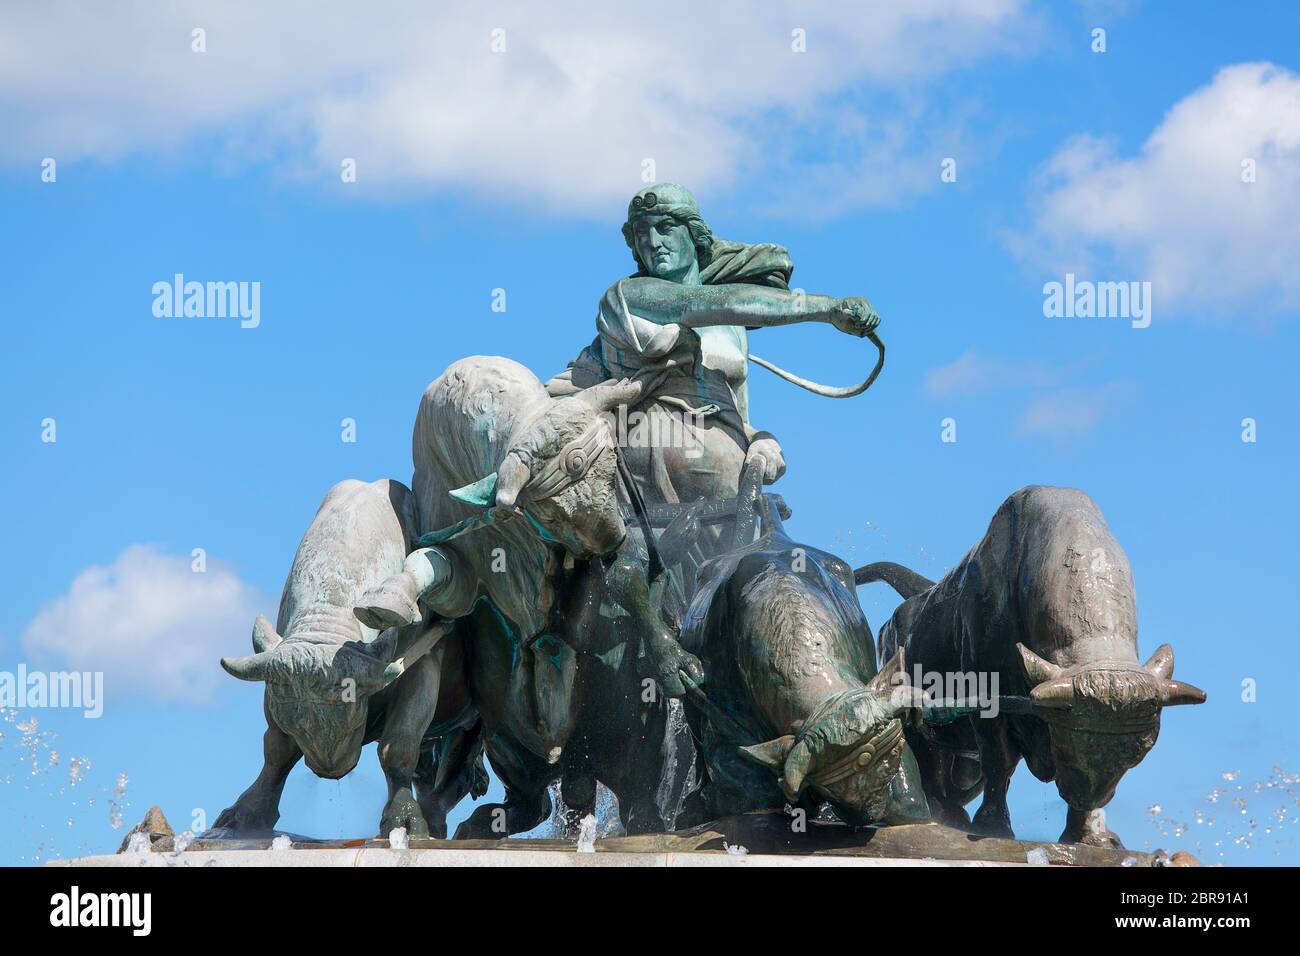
<box><xmin>2</xmin><ymin>1</ymin><xmax>1298</xmax><ymax>865</ymax></box>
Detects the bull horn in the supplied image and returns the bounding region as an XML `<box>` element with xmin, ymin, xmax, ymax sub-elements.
<box><xmin>1029</xmin><ymin>677</ymin><xmax>1075</xmax><ymax>709</ymax></box>
<box><xmin>738</xmin><ymin>734</ymin><xmax>795</xmax><ymax>773</ymax></box>
<box><xmin>494</xmin><ymin>453</ymin><xmax>531</xmax><ymax>510</ymax></box>
<box><xmin>1159</xmin><ymin>679</ymin><xmax>1207</xmax><ymax>707</ymax></box>
<box><xmin>221</xmin><ymin>651</ymin><xmax>275</xmax><ymax>682</ymax></box>
<box><xmin>867</xmin><ymin>647</ymin><xmax>906</xmax><ymax>695</ymax></box>
<box><xmin>251</xmin><ymin>614</ymin><xmax>282</xmax><ymax>654</ymax></box>
<box><xmin>1018</xmin><ymin>644</ymin><xmax>1064</xmax><ymax>685</ymax></box>
<box><xmin>378</xmin><ymin>622</ymin><xmax>452</xmax><ymax>688</ymax></box>
<box><xmin>889</xmin><ymin>685</ymin><xmax>929</xmax><ymax>719</ymax></box>
<box><xmin>782</xmin><ymin>738</ymin><xmax>814</xmax><ymax>801</ymax></box>
<box><xmin>1143</xmin><ymin>643</ymin><xmax>1175</xmax><ymax>680</ymax></box>
<box><xmin>449</xmin><ymin>472</ymin><xmax>498</xmax><ymax>507</ymax></box>
<box><xmin>581</xmin><ymin>378</ymin><xmax>643</xmax><ymax>414</ymax></box>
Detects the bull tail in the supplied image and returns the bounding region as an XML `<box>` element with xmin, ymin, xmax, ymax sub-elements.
<box><xmin>853</xmin><ymin>561</ymin><xmax>935</xmax><ymax>599</ymax></box>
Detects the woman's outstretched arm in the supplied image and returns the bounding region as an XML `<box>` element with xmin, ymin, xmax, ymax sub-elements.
<box><xmin>612</xmin><ymin>276</ymin><xmax>879</xmax><ymax>336</ymax></box>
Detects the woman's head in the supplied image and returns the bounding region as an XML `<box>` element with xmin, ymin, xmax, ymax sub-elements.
<box><xmin>622</xmin><ymin>183</ymin><xmax>713</xmax><ymax>281</ymax></box>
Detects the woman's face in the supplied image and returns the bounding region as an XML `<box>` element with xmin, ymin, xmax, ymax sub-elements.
<box><xmin>633</xmin><ymin>215</ymin><xmax>696</xmax><ymax>281</ymax></box>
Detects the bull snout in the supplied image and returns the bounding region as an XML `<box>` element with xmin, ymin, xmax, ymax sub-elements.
<box><xmin>303</xmin><ymin>749</ymin><xmax>361</xmax><ymax>780</ymax></box>
<box><xmin>580</xmin><ymin>510</ymin><xmax>627</xmax><ymax>558</ymax></box>
<box><xmin>1054</xmin><ymin>763</ymin><xmax>1122</xmax><ymax>812</ymax></box>
<box><xmin>1048</xmin><ymin>721</ymin><xmax>1156</xmax><ymax>812</ymax></box>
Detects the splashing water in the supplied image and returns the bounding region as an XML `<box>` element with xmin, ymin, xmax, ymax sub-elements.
<box><xmin>576</xmin><ymin>814</ymin><xmax>597</xmax><ymax>853</ymax></box>
<box><xmin>655</xmin><ymin>697</ymin><xmax>699</xmax><ymax>830</ymax></box>
<box><xmin>388</xmin><ymin>827</ymin><xmax>408</xmax><ymax>850</ymax></box>
<box><xmin>124</xmin><ymin>831</ymin><xmax>151</xmax><ymax>855</ymax></box>
<box><xmin>1143</xmin><ymin>763</ymin><xmax>1298</xmax><ymax>862</ymax></box>
<box><xmin>108</xmin><ymin>772</ymin><xmax>129</xmax><ymax>830</ymax></box>
<box><xmin>172</xmin><ymin>830</ymin><xmax>194</xmax><ymax>854</ymax></box>
<box><xmin>0</xmin><ymin>707</ymin><xmax>129</xmax><ymax>863</ymax></box>
<box><xmin>535</xmin><ymin>781</ymin><xmax>624</xmax><ymax>840</ymax></box>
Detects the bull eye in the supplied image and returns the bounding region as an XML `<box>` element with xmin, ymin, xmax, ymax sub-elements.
<box><xmin>563</xmin><ymin>447</ymin><xmax>588</xmax><ymax>477</ymax></box>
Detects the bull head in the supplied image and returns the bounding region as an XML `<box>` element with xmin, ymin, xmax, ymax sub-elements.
<box><xmin>739</xmin><ymin>649</ymin><xmax>927</xmax><ymax>815</ymax></box>
<box><xmin>221</xmin><ymin>616</ymin><xmax>448</xmax><ymax>779</ymax></box>
<box><xmin>1018</xmin><ymin>642</ymin><xmax>1206</xmax><ymax>813</ymax></box>
<box><xmin>1017</xmin><ymin>644</ymin><xmax>1206</xmax><ymax>711</ymax></box>
<box><xmin>448</xmin><ymin>379</ymin><xmax>643</xmax><ymax>557</ymax></box>
<box><xmin>222</xmin><ymin>615</ymin><xmax>443</xmax><ymax>694</ymax></box>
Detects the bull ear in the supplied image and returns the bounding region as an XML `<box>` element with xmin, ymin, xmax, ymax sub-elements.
<box><xmin>449</xmin><ymin>472</ymin><xmax>498</xmax><ymax>507</ymax></box>
<box><xmin>738</xmin><ymin>735</ymin><xmax>795</xmax><ymax>772</ymax></box>
<box><xmin>494</xmin><ymin>454</ymin><xmax>531</xmax><ymax>510</ymax></box>
<box><xmin>1018</xmin><ymin>644</ymin><xmax>1064</xmax><ymax>684</ymax></box>
<box><xmin>1159</xmin><ymin>679</ymin><xmax>1207</xmax><ymax>707</ymax></box>
<box><xmin>365</xmin><ymin>627</ymin><xmax>401</xmax><ymax>663</ymax></box>
<box><xmin>221</xmin><ymin>651</ymin><xmax>275</xmax><ymax>683</ymax></box>
<box><xmin>1142</xmin><ymin>643</ymin><xmax>1175</xmax><ymax>680</ymax></box>
<box><xmin>581</xmin><ymin>378</ymin><xmax>643</xmax><ymax>414</ymax></box>
<box><xmin>252</xmin><ymin>615</ymin><xmax>282</xmax><ymax>654</ymax></box>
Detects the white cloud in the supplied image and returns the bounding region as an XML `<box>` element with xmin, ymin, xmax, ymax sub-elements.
<box><xmin>1019</xmin><ymin>62</ymin><xmax>1300</xmax><ymax>317</ymax></box>
<box><xmin>20</xmin><ymin>546</ymin><xmax>267</xmax><ymax>704</ymax></box>
<box><xmin>1016</xmin><ymin>381</ymin><xmax>1136</xmax><ymax>443</ymax></box>
<box><xmin>924</xmin><ymin>350</ymin><xmax>1056</xmax><ymax>398</ymax></box>
<box><xmin>925</xmin><ymin>349</ymin><xmax>1128</xmax><ymax>441</ymax></box>
<box><xmin>0</xmin><ymin>0</ymin><xmax>1032</xmax><ymax>214</ymax></box>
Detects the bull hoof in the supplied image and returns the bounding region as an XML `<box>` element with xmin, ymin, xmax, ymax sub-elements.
<box><xmin>454</xmin><ymin>803</ymin><xmax>511</xmax><ymax>840</ymax></box>
<box><xmin>379</xmin><ymin>791</ymin><xmax>430</xmax><ymax>840</ymax></box>
<box><xmin>1064</xmin><ymin>809</ymin><xmax>1125</xmax><ymax>849</ymax></box>
<box><xmin>354</xmin><ymin>573</ymin><xmax>421</xmax><ymax>631</ymax></box>
<box><xmin>1078</xmin><ymin>828</ymin><xmax>1124</xmax><ymax>849</ymax></box>
<box><xmin>934</xmin><ymin>804</ymin><xmax>972</xmax><ymax>830</ymax></box>
<box><xmin>213</xmin><ymin>801</ymin><xmax>278</xmax><ymax>835</ymax></box>
<box><xmin>971</xmin><ymin>804</ymin><xmax>1015</xmax><ymax>839</ymax></box>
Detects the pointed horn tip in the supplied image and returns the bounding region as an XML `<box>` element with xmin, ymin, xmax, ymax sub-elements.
<box><xmin>1029</xmin><ymin>677</ymin><xmax>1075</xmax><ymax>709</ymax></box>
<box><xmin>1161</xmin><ymin>680</ymin><xmax>1207</xmax><ymax>707</ymax></box>
<box><xmin>220</xmin><ymin>655</ymin><xmax>262</xmax><ymax>681</ymax></box>
<box><xmin>1143</xmin><ymin>642</ymin><xmax>1176</xmax><ymax>678</ymax></box>
<box><xmin>783</xmin><ymin>769</ymin><xmax>806</xmax><ymax>799</ymax></box>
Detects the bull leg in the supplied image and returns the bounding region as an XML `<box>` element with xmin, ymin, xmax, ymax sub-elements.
<box><xmin>453</xmin><ymin>733</ymin><xmax>554</xmax><ymax>839</ymax></box>
<box><xmin>1062</xmin><ymin>807</ymin><xmax>1125</xmax><ymax>849</ymax></box>
<box><xmin>903</xmin><ymin>728</ymin><xmax>979</xmax><ymax>829</ymax></box>
<box><xmin>377</xmin><ymin>647</ymin><xmax>443</xmax><ymax>838</ymax></box>
<box><xmin>970</xmin><ymin>718</ymin><xmax>1018</xmax><ymax>839</ymax></box>
<box><xmin>414</xmin><ymin>721</ymin><xmax>485</xmax><ymax>839</ymax></box>
<box><xmin>212</xmin><ymin>711</ymin><xmax>302</xmax><ymax>834</ymax></box>
<box><xmin>355</xmin><ymin>546</ymin><xmax>453</xmax><ymax>630</ymax></box>
<box><xmin>560</xmin><ymin>771</ymin><xmax>598</xmax><ymax>834</ymax></box>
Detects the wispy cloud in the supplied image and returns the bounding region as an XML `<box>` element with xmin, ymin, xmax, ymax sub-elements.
<box><xmin>1014</xmin><ymin>62</ymin><xmax>1300</xmax><ymax>317</ymax></box>
<box><xmin>0</xmin><ymin>0</ymin><xmax>1034</xmax><ymax>215</ymax></box>
<box><xmin>1016</xmin><ymin>381</ymin><xmax>1137</xmax><ymax>444</ymax></box>
<box><xmin>924</xmin><ymin>349</ymin><xmax>1132</xmax><ymax>442</ymax></box>
<box><xmin>924</xmin><ymin>350</ymin><xmax>1057</xmax><ymax>399</ymax></box>
<box><xmin>20</xmin><ymin>546</ymin><xmax>267</xmax><ymax>704</ymax></box>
